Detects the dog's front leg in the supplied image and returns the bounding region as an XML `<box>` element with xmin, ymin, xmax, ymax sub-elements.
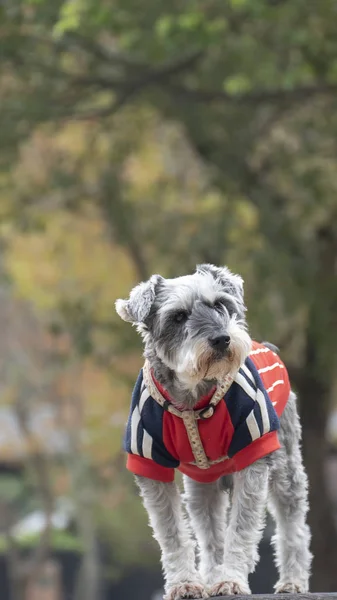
<box><xmin>135</xmin><ymin>476</ymin><xmax>209</xmax><ymax>600</ymax></box>
<box><xmin>183</xmin><ymin>476</ymin><xmax>230</xmax><ymax>588</ymax></box>
<box><xmin>209</xmin><ymin>458</ymin><xmax>269</xmax><ymax>596</ymax></box>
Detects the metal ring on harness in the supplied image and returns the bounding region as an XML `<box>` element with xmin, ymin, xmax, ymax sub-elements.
<box><xmin>198</xmin><ymin>405</ymin><xmax>215</xmax><ymax>419</ymax></box>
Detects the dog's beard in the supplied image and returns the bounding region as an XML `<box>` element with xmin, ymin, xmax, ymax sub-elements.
<box><xmin>174</xmin><ymin>316</ymin><xmax>252</xmax><ymax>386</ymax></box>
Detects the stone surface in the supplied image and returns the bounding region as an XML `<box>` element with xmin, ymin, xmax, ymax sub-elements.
<box><xmin>211</xmin><ymin>595</ymin><xmax>337</xmax><ymax>600</ymax></box>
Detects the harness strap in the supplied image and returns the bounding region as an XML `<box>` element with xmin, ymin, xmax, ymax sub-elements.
<box><xmin>181</xmin><ymin>410</ymin><xmax>210</xmax><ymax>469</ymax></box>
<box><xmin>189</xmin><ymin>454</ymin><xmax>229</xmax><ymax>468</ymax></box>
<box><xmin>142</xmin><ymin>360</ymin><xmax>237</xmax><ymax>468</ymax></box>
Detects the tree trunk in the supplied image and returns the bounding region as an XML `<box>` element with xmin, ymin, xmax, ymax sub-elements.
<box><xmin>98</xmin><ymin>172</ymin><xmax>149</xmax><ymax>281</ymax></box>
<box><xmin>65</xmin><ymin>401</ymin><xmax>102</xmax><ymax>600</ymax></box>
<box><xmin>298</xmin><ymin>337</ymin><xmax>337</xmax><ymax>592</ymax></box>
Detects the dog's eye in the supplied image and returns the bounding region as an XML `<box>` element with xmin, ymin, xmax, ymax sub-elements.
<box><xmin>213</xmin><ymin>301</ymin><xmax>224</xmax><ymax>313</ymax></box>
<box><xmin>173</xmin><ymin>311</ymin><xmax>188</xmax><ymax>324</ymax></box>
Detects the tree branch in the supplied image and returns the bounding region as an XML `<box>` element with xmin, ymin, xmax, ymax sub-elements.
<box><xmin>63</xmin><ymin>32</ymin><xmax>161</xmax><ymax>72</ymax></box>
<box><xmin>164</xmin><ymin>81</ymin><xmax>337</xmax><ymax>105</ymax></box>
<box><xmin>68</xmin><ymin>80</ymin><xmax>337</xmax><ymax>121</ymax></box>
<box><xmin>98</xmin><ymin>174</ymin><xmax>149</xmax><ymax>281</ymax></box>
<box><xmin>6</xmin><ymin>31</ymin><xmax>337</xmax><ymax>120</ymax></box>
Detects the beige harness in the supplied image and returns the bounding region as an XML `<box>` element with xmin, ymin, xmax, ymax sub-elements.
<box><xmin>142</xmin><ymin>360</ymin><xmax>237</xmax><ymax>469</ymax></box>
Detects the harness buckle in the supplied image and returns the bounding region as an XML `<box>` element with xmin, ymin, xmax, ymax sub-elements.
<box><xmin>163</xmin><ymin>399</ymin><xmax>171</xmax><ymax>411</ymax></box>
<box><xmin>198</xmin><ymin>405</ymin><xmax>215</xmax><ymax>420</ymax></box>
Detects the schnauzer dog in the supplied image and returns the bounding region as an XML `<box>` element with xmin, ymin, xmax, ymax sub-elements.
<box><xmin>116</xmin><ymin>264</ymin><xmax>312</xmax><ymax>599</ymax></box>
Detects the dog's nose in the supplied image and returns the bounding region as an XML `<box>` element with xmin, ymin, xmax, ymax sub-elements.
<box><xmin>209</xmin><ymin>335</ymin><xmax>230</xmax><ymax>351</ymax></box>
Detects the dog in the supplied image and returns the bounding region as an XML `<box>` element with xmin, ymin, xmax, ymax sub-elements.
<box><xmin>115</xmin><ymin>264</ymin><xmax>312</xmax><ymax>599</ymax></box>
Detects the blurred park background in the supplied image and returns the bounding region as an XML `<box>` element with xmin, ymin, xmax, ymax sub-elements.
<box><xmin>0</xmin><ymin>1</ymin><xmax>337</xmax><ymax>599</ymax></box>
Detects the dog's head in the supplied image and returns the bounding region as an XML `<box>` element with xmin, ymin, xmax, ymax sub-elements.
<box><xmin>115</xmin><ymin>264</ymin><xmax>252</xmax><ymax>387</ymax></box>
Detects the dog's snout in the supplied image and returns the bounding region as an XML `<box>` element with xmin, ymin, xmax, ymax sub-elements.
<box><xmin>209</xmin><ymin>335</ymin><xmax>230</xmax><ymax>351</ymax></box>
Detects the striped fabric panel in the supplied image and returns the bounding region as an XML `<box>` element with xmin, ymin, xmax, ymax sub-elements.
<box><xmin>235</xmin><ymin>370</ymin><xmax>256</xmax><ymax>399</ymax></box>
<box><xmin>249</xmin><ymin>346</ymin><xmax>287</xmax><ymax>406</ymax></box>
<box><xmin>241</xmin><ymin>363</ymin><xmax>256</xmax><ymax>385</ymax></box>
<box><xmin>227</xmin><ymin>357</ymin><xmax>280</xmax><ymax>458</ymax></box>
<box><xmin>249</xmin><ymin>347</ymin><xmax>272</xmax><ymax>355</ymax></box>
<box><xmin>124</xmin><ymin>370</ymin><xmax>180</xmax><ymax>469</ymax></box>
<box><xmin>258</xmin><ymin>362</ymin><xmax>284</xmax><ymax>374</ymax></box>
<box><xmin>130</xmin><ymin>404</ymin><xmax>141</xmax><ymax>455</ymax></box>
<box><xmin>124</xmin><ymin>370</ymin><xmax>154</xmax><ymax>459</ymax></box>
<box><xmin>267</xmin><ymin>379</ymin><xmax>285</xmax><ymax>393</ymax></box>
<box><xmin>246</xmin><ymin>357</ymin><xmax>281</xmax><ymax>434</ymax></box>
<box><xmin>246</xmin><ymin>410</ymin><xmax>261</xmax><ymax>441</ymax></box>
<box><xmin>256</xmin><ymin>389</ymin><xmax>271</xmax><ymax>434</ymax></box>
<box><xmin>129</xmin><ymin>388</ymin><xmax>152</xmax><ymax>456</ymax></box>
<box><xmin>142</xmin><ymin>429</ymin><xmax>153</xmax><ymax>460</ymax></box>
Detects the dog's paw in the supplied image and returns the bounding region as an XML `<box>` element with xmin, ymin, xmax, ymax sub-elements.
<box><xmin>165</xmin><ymin>582</ymin><xmax>209</xmax><ymax>600</ymax></box>
<box><xmin>275</xmin><ymin>581</ymin><xmax>308</xmax><ymax>594</ymax></box>
<box><xmin>209</xmin><ymin>580</ymin><xmax>251</xmax><ymax>596</ymax></box>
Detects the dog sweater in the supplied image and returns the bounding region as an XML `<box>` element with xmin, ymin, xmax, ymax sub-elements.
<box><xmin>123</xmin><ymin>341</ymin><xmax>290</xmax><ymax>483</ymax></box>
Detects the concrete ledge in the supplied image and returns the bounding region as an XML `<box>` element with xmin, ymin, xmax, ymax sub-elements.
<box><xmin>212</xmin><ymin>592</ymin><xmax>337</xmax><ymax>600</ymax></box>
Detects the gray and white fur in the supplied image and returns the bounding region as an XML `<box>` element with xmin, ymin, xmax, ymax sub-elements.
<box><xmin>116</xmin><ymin>264</ymin><xmax>312</xmax><ymax>599</ymax></box>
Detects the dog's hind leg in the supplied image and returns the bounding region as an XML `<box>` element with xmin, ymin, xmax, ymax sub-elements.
<box><xmin>208</xmin><ymin>457</ymin><xmax>269</xmax><ymax>596</ymax></box>
<box><xmin>135</xmin><ymin>476</ymin><xmax>209</xmax><ymax>600</ymax></box>
<box><xmin>268</xmin><ymin>392</ymin><xmax>312</xmax><ymax>593</ymax></box>
<box><xmin>183</xmin><ymin>476</ymin><xmax>230</xmax><ymax>588</ymax></box>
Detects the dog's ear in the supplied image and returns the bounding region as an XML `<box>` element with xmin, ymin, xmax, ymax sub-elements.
<box><xmin>196</xmin><ymin>263</ymin><xmax>245</xmax><ymax>306</ymax></box>
<box><xmin>115</xmin><ymin>275</ymin><xmax>162</xmax><ymax>324</ymax></box>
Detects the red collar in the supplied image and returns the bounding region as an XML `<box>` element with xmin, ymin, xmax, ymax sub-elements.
<box><xmin>151</xmin><ymin>372</ymin><xmax>217</xmax><ymax>411</ymax></box>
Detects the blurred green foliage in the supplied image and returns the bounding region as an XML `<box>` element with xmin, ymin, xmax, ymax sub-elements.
<box><xmin>0</xmin><ymin>530</ymin><xmax>83</xmax><ymax>553</ymax></box>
